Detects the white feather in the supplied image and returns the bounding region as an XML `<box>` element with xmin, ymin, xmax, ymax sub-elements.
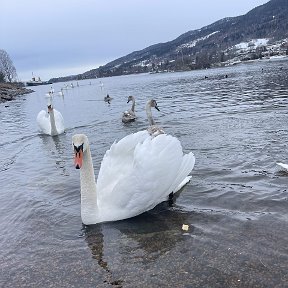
<box><xmin>73</xmin><ymin>131</ymin><xmax>195</xmax><ymax>225</ymax></box>
<box><xmin>37</xmin><ymin>108</ymin><xmax>65</xmax><ymax>136</ymax></box>
<box><xmin>276</xmin><ymin>162</ymin><xmax>288</xmax><ymax>171</ymax></box>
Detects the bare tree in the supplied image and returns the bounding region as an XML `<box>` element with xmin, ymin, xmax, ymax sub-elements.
<box><xmin>0</xmin><ymin>49</ymin><xmax>18</xmax><ymax>82</ymax></box>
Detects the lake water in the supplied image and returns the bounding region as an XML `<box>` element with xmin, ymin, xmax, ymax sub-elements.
<box><xmin>0</xmin><ymin>58</ymin><xmax>288</xmax><ymax>287</ymax></box>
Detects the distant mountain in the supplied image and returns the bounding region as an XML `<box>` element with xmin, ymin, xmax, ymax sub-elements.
<box><xmin>50</xmin><ymin>0</ymin><xmax>288</xmax><ymax>83</ymax></box>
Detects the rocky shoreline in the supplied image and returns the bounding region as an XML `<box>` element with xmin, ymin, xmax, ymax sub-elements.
<box><xmin>0</xmin><ymin>83</ymin><xmax>34</xmax><ymax>103</ymax></box>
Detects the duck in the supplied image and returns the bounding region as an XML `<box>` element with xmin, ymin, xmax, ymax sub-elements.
<box><xmin>72</xmin><ymin>99</ymin><xmax>195</xmax><ymax>225</ymax></box>
<box><xmin>37</xmin><ymin>104</ymin><xmax>65</xmax><ymax>136</ymax></box>
<box><xmin>104</xmin><ymin>94</ymin><xmax>113</xmax><ymax>103</ymax></box>
<box><xmin>122</xmin><ymin>95</ymin><xmax>136</xmax><ymax>123</ymax></box>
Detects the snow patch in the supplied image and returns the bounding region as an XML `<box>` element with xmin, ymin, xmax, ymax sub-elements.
<box><xmin>235</xmin><ymin>38</ymin><xmax>269</xmax><ymax>50</ymax></box>
<box><xmin>177</xmin><ymin>31</ymin><xmax>220</xmax><ymax>51</ymax></box>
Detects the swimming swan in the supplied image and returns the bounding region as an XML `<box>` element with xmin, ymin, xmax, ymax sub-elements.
<box><xmin>37</xmin><ymin>104</ymin><xmax>65</xmax><ymax>136</ymax></box>
<box><xmin>72</xmin><ymin>100</ymin><xmax>195</xmax><ymax>225</ymax></box>
<box><xmin>122</xmin><ymin>95</ymin><xmax>136</xmax><ymax>123</ymax></box>
<box><xmin>146</xmin><ymin>99</ymin><xmax>165</xmax><ymax>136</ymax></box>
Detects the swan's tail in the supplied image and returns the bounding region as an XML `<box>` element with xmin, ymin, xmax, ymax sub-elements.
<box><xmin>169</xmin><ymin>152</ymin><xmax>195</xmax><ymax>194</ymax></box>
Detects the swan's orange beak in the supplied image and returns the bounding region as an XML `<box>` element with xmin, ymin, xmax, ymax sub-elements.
<box><xmin>74</xmin><ymin>145</ymin><xmax>83</xmax><ymax>169</ymax></box>
<box><xmin>74</xmin><ymin>150</ymin><xmax>83</xmax><ymax>169</ymax></box>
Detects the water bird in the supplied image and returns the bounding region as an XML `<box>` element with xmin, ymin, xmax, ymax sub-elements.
<box><xmin>146</xmin><ymin>99</ymin><xmax>165</xmax><ymax>136</ymax></box>
<box><xmin>104</xmin><ymin>94</ymin><xmax>113</xmax><ymax>103</ymax></box>
<box><xmin>50</xmin><ymin>85</ymin><xmax>54</xmax><ymax>94</ymax></box>
<box><xmin>37</xmin><ymin>104</ymin><xmax>65</xmax><ymax>136</ymax></box>
<box><xmin>99</xmin><ymin>81</ymin><xmax>104</xmax><ymax>91</ymax></box>
<box><xmin>276</xmin><ymin>162</ymin><xmax>288</xmax><ymax>171</ymax></box>
<box><xmin>122</xmin><ymin>95</ymin><xmax>136</xmax><ymax>123</ymax></box>
<box><xmin>58</xmin><ymin>89</ymin><xmax>64</xmax><ymax>96</ymax></box>
<box><xmin>72</xmin><ymin>99</ymin><xmax>195</xmax><ymax>225</ymax></box>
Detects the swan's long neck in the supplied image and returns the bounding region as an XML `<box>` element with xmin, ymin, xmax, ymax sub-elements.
<box><xmin>146</xmin><ymin>102</ymin><xmax>155</xmax><ymax>126</ymax></box>
<box><xmin>131</xmin><ymin>98</ymin><xmax>135</xmax><ymax>112</ymax></box>
<box><xmin>49</xmin><ymin>110</ymin><xmax>58</xmax><ymax>136</ymax></box>
<box><xmin>80</xmin><ymin>145</ymin><xmax>98</xmax><ymax>224</ymax></box>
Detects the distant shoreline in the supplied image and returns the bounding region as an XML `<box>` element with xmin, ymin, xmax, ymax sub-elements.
<box><xmin>0</xmin><ymin>83</ymin><xmax>34</xmax><ymax>104</ymax></box>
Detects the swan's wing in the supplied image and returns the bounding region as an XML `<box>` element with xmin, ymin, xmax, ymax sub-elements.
<box><xmin>97</xmin><ymin>133</ymin><xmax>194</xmax><ymax>220</ymax></box>
<box><xmin>169</xmin><ymin>151</ymin><xmax>195</xmax><ymax>193</ymax></box>
<box><xmin>53</xmin><ymin>109</ymin><xmax>65</xmax><ymax>134</ymax></box>
<box><xmin>36</xmin><ymin>110</ymin><xmax>51</xmax><ymax>135</ymax></box>
<box><xmin>122</xmin><ymin>110</ymin><xmax>136</xmax><ymax>120</ymax></box>
<box><xmin>97</xmin><ymin>130</ymin><xmax>149</xmax><ymax>194</ymax></box>
<box><xmin>276</xmin><ymin>162</ymin><xmax>288</xmax><ymax>171</ymax></box>
<box><xmin>128</xmin><ymin>109</ymin><xmax>136</xmax><ymax>117</ymax></box>
<box><xmin>124</xmin><ymin>134</ymin><xmax>192</xmax><ymax>213</ymax></box>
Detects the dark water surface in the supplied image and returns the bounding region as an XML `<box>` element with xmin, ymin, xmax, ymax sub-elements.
<box><xmin>1</xmin><ymin>59</ymin><xmax>288</xmax><ymax>287</ymax></box>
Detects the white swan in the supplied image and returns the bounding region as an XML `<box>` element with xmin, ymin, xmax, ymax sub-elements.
<box><xmin>72</xmin><ymin>100</ymin><xmax>195</xmax><ymax>225</ymax></box>
<box><xmin>50</xmin><ymin>85</ymin><xmax>54</xmax><ymax>94</ymax></box>
<box><xmin>37</xmin><ymin>104</ymin><xmax>65</xmax><ymax>136</ymax></box>
<box><xmin>72</xmin><ymin>133</ymin><xmax>195</xmax><ymax>225</ymax></box>
<box><xmin>99</xmin><ymin>81</ymin><xmax>104</xmax><ymax>91</ymax></box>
<box><xmin>122</xmin><ymin>95</ymin><xmax>136</xmax><ymax>123</ymax></box>
<box><xmin>276</xmin><ymin>162</ymin><xmax>288</xmax><ymax>171</ymax></box>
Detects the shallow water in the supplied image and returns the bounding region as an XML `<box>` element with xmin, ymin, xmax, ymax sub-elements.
<box><xmin>1</xmin><ymin>59</ymin><xmax>288</xmax><ymax>287</ymax></box>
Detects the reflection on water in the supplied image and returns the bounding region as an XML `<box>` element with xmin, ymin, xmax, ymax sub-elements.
<box><xmin>83</xmin><ymin>205</ymin><xmax>191</xmax><ymax>286</ymax></box>
<box><xmin>0</xmin><ymin>59</ymin><xmax>288</xmax><ymax>287</ymax></box>
<box><xmin>82</xmin><ymin>206</ymin><xmax>288</xmax><ymax>287</ymax></box>
<box><xmin>84</xmin><ymin>225</ymin><xmax>109</xmax><ymax>271</ymax></box>
<box><xmin>39</xmin><ymin>134</ymin><xmax>68</xmax><ymax>176</ymax></box>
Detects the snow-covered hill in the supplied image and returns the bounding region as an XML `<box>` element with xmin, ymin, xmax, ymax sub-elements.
<box><xmin>50</xmin><ymin>0</ymin><xmax>288</xmax><ymax>82</ymax></box>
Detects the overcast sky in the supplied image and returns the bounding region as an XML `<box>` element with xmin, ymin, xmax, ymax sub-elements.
<box><xmin>1</xmin><ymin>0</ymin><xmax>269</xmax><ymax>81</ymax></box>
